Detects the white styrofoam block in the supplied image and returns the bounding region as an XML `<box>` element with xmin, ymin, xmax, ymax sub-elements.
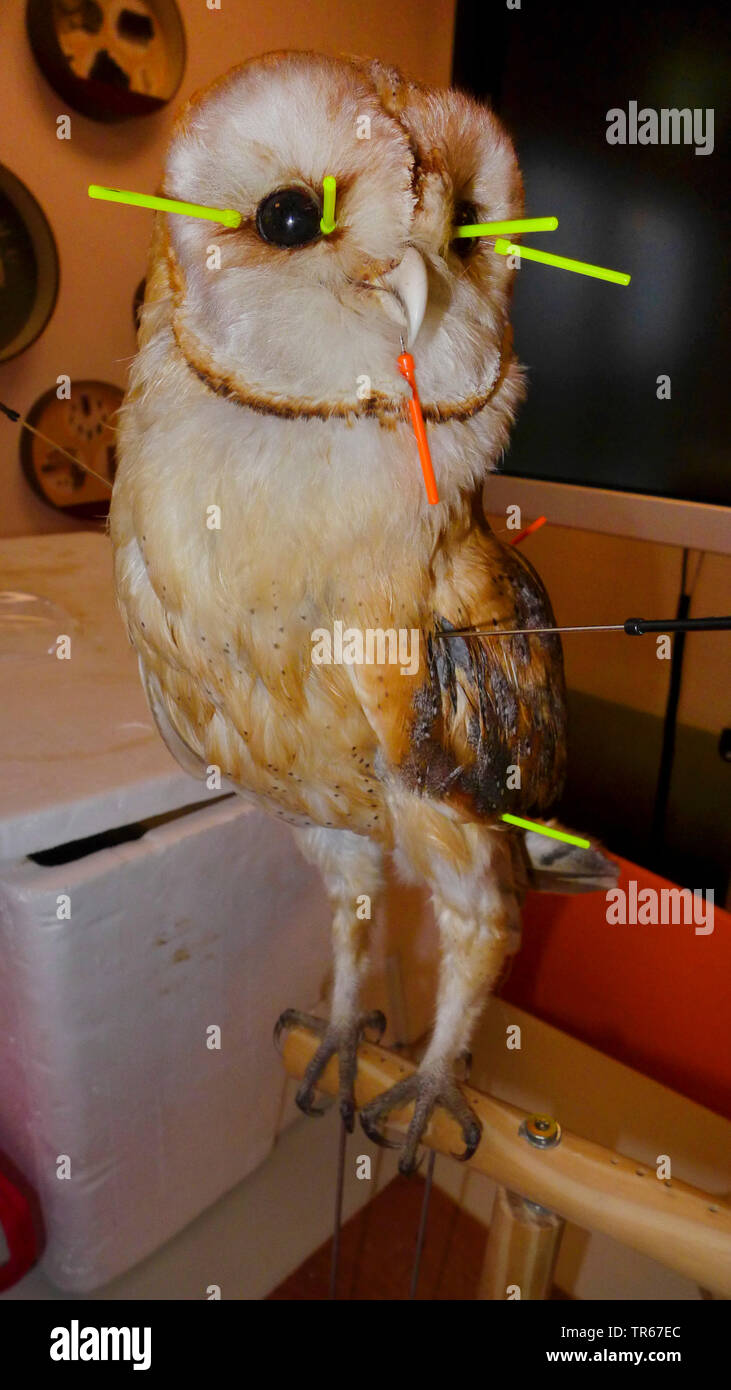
<box><xmin>0</xmin><ymin>797</ymin><xmax>332</xmax><ymax>1290</ymax></box>
<box><xmin>0</xmin><ymin>532</ymin><xmax>201</xmax><ymax>862</ymax></box>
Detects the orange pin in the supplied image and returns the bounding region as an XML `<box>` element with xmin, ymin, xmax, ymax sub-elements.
<box><xmin>509</xmin><ymin>515</ymin><xmax>547</xmax><ymax>546</ymax></box>
<box><xmin>397</xmin><ymin>336</ymin><xmax>439</xmax><ymax>505</ymax></box>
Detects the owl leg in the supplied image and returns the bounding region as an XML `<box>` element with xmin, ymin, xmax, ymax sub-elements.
<box><xmin>360</xmin><ymin>802</ymin><xmax>517</xmax><ymax>1174</ymax></box>
<box><xmin>276</xmin><ymin>826</ymin><xmax>385</xmax><ymax>1132</ymax></box>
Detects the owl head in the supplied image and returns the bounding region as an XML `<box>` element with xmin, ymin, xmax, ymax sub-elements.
<box><xmin>157</xmin><ymin>50</ymin><xmax>524</xmax><ymax>431</ymax></box>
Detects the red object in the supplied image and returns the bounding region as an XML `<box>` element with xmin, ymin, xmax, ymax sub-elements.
<box><xmin>510</xmin><ymin>515</ymin><xmax>547</xmax><ymax>546</ymax></box>
<box><xmin>397</xmin><ymin>350</ymin><xmax>439</xmax><ymax>505</ymax></box>
<box><xmin>0</xmin><ymin>1156</ymin><xmax>41</xmax><ymax>1290</ymax></box>
<box><xmin>500</xmin><ymin>856</ymin><xmax>731</xmax><ymax>1119</ymax></box>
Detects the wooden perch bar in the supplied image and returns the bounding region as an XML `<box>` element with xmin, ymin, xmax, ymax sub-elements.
<box><xmin>280</xmin><ymin>1024</ymin><xmax>731</xmax><ymax>1297</ymax></box>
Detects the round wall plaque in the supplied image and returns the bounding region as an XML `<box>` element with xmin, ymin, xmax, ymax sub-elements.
<box><xmin>20</xmin><ymin>380</ymin><xmax>122</xmax><ymax>518</ymax></box>
<box><xmin>26</xmin><ymin>0</ymin><xmax>186</xmax><ymax>122</ymax></box>
<box><xmin>0</xmin><ymin>165</ymin><xmax>59</xmax><ymax>362</ymax></box>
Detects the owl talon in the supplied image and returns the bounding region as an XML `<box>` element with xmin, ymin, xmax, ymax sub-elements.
<box><xmin>359</xmin><ymin>1106</ymin><xmax>403</xmax><ymax>1150</ymax></box>
<box><xmin>275</xmin><ymin>1008</ymin><xmax>388</xmax><ymax>1124</ymax></box>
<box><xmin>361</xmin><ymin>1009</ymin><xmax>388</xmax><ymax>1043</ymax></box>
<box><xmin>454</xmin><ymin>1117</ymin><xmax>482</xmax><ymax>1163</ymax></box>
<box><xmin>273</xmin><ymin>1008</ymin><xmax>327</xmax><ymax>1053</ymax></box>
<box><xmin>359</xmin><ymin>1070</ymin><xmax>482</xmax><ymax>1175</ymax></box>
<box><xmin>297</xmin><ymin>1092</ymin><xmax>328</xmax><ymax>1119</ymax></box>
<box><xmin>455</xmin><ymin>1048</ymin><xmax>473</xmax><ymax>1082</ymax></box>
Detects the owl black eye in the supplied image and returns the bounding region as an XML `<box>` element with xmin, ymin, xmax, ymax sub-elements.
<box><xmin>451</xmin><ymin>200</ymin><xmax>479</xmax><ymax>260</ymax></box>
<box><xmin>255</xmin><ymin>187</ymin><xmax>323</xmax><ymax>248</ymax></box>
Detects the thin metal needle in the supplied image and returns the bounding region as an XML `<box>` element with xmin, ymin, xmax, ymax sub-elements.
<box><xmin>0</xmin><ymin>403</ymin><xmax>113</xmax><ymax>491</ymax></box>
<box><xmin>329</xmin><ymin>1115</ymin><xmax>348</xmax><ymax>1300</ymax></box>
<box><xmin>435</xmin><ymin>617</ymin><xmax>730</xmax><ymax>639</ymax></box>
<box><xmin>435</xmin><ymin>623</ymin><xmax>625</xmax><ymax>639</ymax></box>
<box><xmin>409</xmin><ymin>1149</ymin><xmax>437</xmax><ymax>1300</ymax></box>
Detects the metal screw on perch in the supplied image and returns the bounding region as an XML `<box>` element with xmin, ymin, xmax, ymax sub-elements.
<box><xmin>278</xmin><ymin>1021</ymin><xmax>731</xmax><ymax>1298</ymax></box>
<box><xmin>520</xmin><ymin>1114</ymin><xmax>562</xmax><ymax>1149</ymax></box>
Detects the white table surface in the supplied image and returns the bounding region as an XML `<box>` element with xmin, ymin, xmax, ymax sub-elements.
<box><xmin>0</xmin><ymin>531</ymin><xmax>202</xmax><ymax>861</ymax></box>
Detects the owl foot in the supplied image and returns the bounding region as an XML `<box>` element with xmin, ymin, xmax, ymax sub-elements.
<box><xmin>359</xmin><ymin>1069</ymin><xmax>482</xmax><ymax>1176</ymax></box>
<box><xmin>274</xmin><ymin>1007</ymin><xmax>387</xmax><ymax>1132</ymax></box>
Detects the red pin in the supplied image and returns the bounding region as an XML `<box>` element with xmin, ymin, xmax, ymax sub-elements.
<box><xmin>510</xmin><ymin>515</ymin><xmax>547</xmax><ymax>546</ymax></box>
<box><xmin>397</xmin><ymin>337</ymin><xmax>439</xmax><ymax>505</ymax></box>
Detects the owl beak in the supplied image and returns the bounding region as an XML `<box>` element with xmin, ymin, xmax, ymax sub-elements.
<box><xmin>374</xmin><ymin>246</ymin><xmax>428</xmax><ymax>349</ymax></box>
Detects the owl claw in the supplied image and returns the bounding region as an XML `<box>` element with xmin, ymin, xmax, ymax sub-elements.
<box><xmin>361</xmin><ymin>1009</ymin><xmax>387</xmax><ymax>1043</ymax></box>
<box><xmin>455</xmin><ymin>1048</ymin><xmax>473</xmax><ymax>1082</ymax></box>
<box><xmin>454</xmin><ymin>1116</ymin><xmax>482</xmax><ymax>1164</ymax></box>
<box><xmin>273</xmin><ymin>1008</ymin><xmax>327</xmax><ymax>1054</ymax></box>
<box><xmin>274</xmin><ymin>1008</ymin><xmax>388</xmax><ymax>1126</ymax></box>
<box><xmin>359</xmin><ymin>1070</ymin><xmax>482</xmax><ymax>1176</ymax></box>
<box><xmin>297</xmin><ymin>1092</ymin><xmax>328</xmax><ymax>1119</ymax></box>
<box><xmin>359</xmin><ymin>1104</ymin><xmax>403</xmax><ymax>1150</ymax></box>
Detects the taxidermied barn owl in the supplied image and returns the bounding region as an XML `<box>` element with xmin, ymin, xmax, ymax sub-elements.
<box><xmin>111</xmin><ymin>51</ymin><xmax>615</xmax><ymax>1173</ymax></box>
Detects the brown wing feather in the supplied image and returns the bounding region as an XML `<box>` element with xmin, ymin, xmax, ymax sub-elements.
<box><xmin>397</xmin><ymin>508</ymin><xmax>567</xmax><ymax>821</ymax></box>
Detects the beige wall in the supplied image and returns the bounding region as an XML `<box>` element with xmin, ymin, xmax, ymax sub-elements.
<box><xmin>0</xmin><ymin>0</ymin><xmax>455</xmax><ymax>537</ymax></box>
<box><xmin>1</xmin><ymin>0</ymin><xmax>727</xmax><ymax>735</ymax></box>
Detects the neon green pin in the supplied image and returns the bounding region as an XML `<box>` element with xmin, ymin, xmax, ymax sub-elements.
<box><xmin>453</xmin><ymin>216</ymin><xmax>558</xmax><ymax>237</ymax></box>
<box><xmin>320</xmin><ymin>175</ymin><xmax>337</xmax><ymax>234</ymax></box>
<box><xmin>88</xmin><ymin>184</ymin><xmax>243</xmax><ymax>228</ymax></box>
<box><xmin>493</xmin><ymin>237</ymin><xmax>630</xmax><ymax>285</ymax></box>
<box><xmin>500</xmin><ymin>814</ymin><xmax>591</xmax><ymax>848</ymax></box>
<box><xmin>500</xmin><ymin>811</ymin><xmax>592</xmax><ymax>845</ymax></box>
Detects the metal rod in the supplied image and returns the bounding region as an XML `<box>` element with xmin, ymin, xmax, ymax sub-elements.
<box><xmin>435</xmin><ymin>616</ymin><xmax>731</xmax><ymax>640</ymax></box>
<box><xmin>0</xmin><ymin>402</ymin><xmax>113</xmax><ymax>491</ymax></box>
<box><xmin>409</xmin><ymin>1149</ymin><xmax>436</xmax><ymax>1300</ymax></box>
<box><xmin>435</xmin><ymin>623</ymin><xmax>625</xmax><ymax>639</ymax></box>
<box><xmin>329</xmin><ymin>1116</ymin><xmax>348</xmax><ymax>1300</ymax></box>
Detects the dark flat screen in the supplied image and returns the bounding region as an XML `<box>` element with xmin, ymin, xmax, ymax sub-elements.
<box><xmin>453</xmin><ymin>0</ymin><xmax>730</xmax><ymax>507</ymax></box>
